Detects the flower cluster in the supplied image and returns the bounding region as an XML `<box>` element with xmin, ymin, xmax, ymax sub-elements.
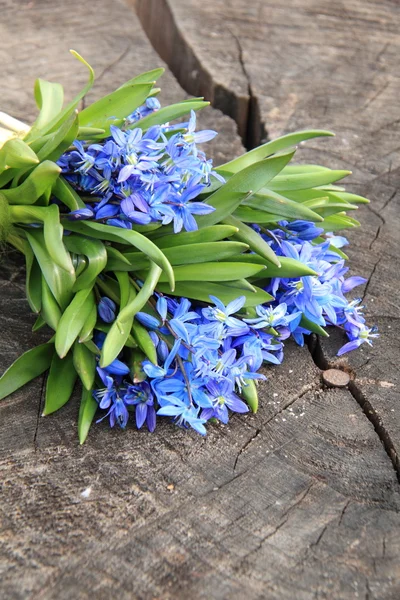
<box><xmin>58</xmin><ymin>103</ymin><xmax>223</xmax><ymax>233</ymax></box>
<box><xmin>0</xmin><ymin>57</ymin><xmax>379</xmax><ymax>444</ymax></box>
<box><xmin>251</xmin><ymin>221</ymin><xmax>378</xmax><ymax>354</ymax></box>
<box><xmin>93</xmin><ymin>294</ymin><xmax>272</xmax><ymax>434</ymax></box>
<box><xmin>93</xmin><ymin>235</ymin><xmax>377</xmax><ymax>434</ymax></box>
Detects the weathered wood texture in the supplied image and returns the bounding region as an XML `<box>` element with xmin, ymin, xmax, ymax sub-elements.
<box><xmin>1</xmin><ymin>0</ymin><xmax>400</xmax><ymax>598</ymax></box>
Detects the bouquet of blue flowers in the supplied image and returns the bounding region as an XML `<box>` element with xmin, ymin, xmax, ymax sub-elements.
<box><xmin>0</xmin><ymin>51</ymin><xmax>378</xmax><ymax>442</ymax></box>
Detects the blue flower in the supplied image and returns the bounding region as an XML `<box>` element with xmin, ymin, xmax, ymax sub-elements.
<box><xmin>201</xmin><ymin>379</ymin><xmax>248</xmax><ymax>424</ymax></box>
<box><xmin>93</xmin><ymin>367</ymin><xmax>132</xmax><ymax>428</ymax></box>
<box><xmin>167</xmin><ymin>179</ymin><xmax>215</xmax><ymax>233</ymax></box>
<box><xmin>67</xmin><ymin>206</ymin><xmax>94</xmax><ymax>220</ymax></box>
<box><xmin>337</xmin><ymin>323</ymin><xmax>379</xmax><ymax>356</ymax></box>
<box><xmin>244</xmin><ymin>303</ymin><xmax>302</xmax><ymax>331</ymax></box>
<box><xmin>98</xmin><ymin>297</ymin><xmax>116</xmax><ymax>323</ymax></box>
<box><xmin>157</xmin><ymin>395</ymin><xmax>207</xmax><ymax>435</ymax></box>
<box><xmin>181</xmin><ymin>110</ymin><xmax>217</xmax><ymax>149</ymax></box>
<box><xmin>201</xmin><ymin>295</ymin><xmax>249</xmax><ymax>337</ymax></box>
<box><xmin>124</xmin><ymin>382</ymin><xmax>156</xmax><ymax>432</ymax></box>
<box><xmin>142</xmin><ymin>338</ymin><xmax>181</xmax><ymax>379</ymax></box>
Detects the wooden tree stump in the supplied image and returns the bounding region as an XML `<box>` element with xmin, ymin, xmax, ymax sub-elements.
<box><xmin>1</xmin><ymin>1</ymin><xmax>399</xmax><ymax>598</ymax></box>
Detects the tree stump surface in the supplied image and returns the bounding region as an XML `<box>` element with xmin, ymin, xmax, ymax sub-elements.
<box><xmin>1</xmin><ymin>1</ymin><xmax>399</xmax><ymax>598</ymax></box>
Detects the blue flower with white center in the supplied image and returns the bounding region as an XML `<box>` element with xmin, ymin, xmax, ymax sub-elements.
<box><xmin>181</xmin><ymin>110</ymin><xmax>218</xmax><ymax>151</ymax></box>
<box><xmin>201</xmin><ymin>295</ymin><xmax>249</xmax><ymax>337</ymax></box>
<box><xmin>337</xmin><ymin>323</ymin><xmax>379</xmax><ymax>356</ymax></box>
<box><xmin>68</xmin><ymin>140</ymin><xmax>97</xmax><ymax>174</ymax></box>
<box><xmin>244</xmin><ymin>303</ymin><xmax>302</xmax><ymax>331</ymax></box>
<box><xmin>201</xmin><ymin>379</ymin><xmax>248</xmax><ymax>424</ymax></box>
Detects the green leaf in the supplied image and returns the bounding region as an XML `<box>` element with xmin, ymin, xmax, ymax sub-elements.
<box><xmin>43</xmin><ymin>352</ymin><xmax>77</xmax><ymax>415</ymax></box>
<box><xmin>32</xmin><ymin>315</ymin><xmax>46</xmax><ymax>332</ymax></box>
<box><xmin>156</xmin><ymin>282</ymin><xmax>273</xmax><ymax>307</ymax></box>
<box><xmin>197</xmin><ymin>151</ymin><xmax>295</xmax><ymax>229</ymax></box>
<box><xmin>36</xmin><ymin>110</ymin><xmax>79</xmax><ymax>163</ymax></box>
<box><xmin>153</xmin><ymin>225</ymin><xmax>239</xmax><ymax>247</ymax></box>
<box><xmin>52</xmin><ymin>176</ymin><xmax>86</xmax><ymax>211</ymax></box>
<box><xmin>32</xmin><ymin>78</ymin><xmax>64</xmax><ymax>132</ymax></box>
<box><xmin>106</xmin><ymin>246</ymin><xmax>132</xmax><ymax>266</ymax></box>
<box><xmin>111</xmin><ymin>241</ymin><xmax>249</xmax><ymax>271</ymax></box>
<box><xmin>115</xmin><ymin>271</ymin><xmax>135</xmax><ymax>309</ymax></box>
<box><xmin>331</xmin><ymin>191</ymin><xmax>370</xmax><ymax>205</ymax></box>
<box><xmin>242</xmin><ymin>189</ymin><xmax>324</xmax><ymax>222</ymax></box>
<box><xmin>64</xmin><ymin>220</ymin><xmax>175</xmax><ymax>290</ymax></box>
<box><xmin>100</xmin><ymin>263</ymin><xmax>162</xmax><ymax>367</ymax></box>
<box><xmin>132</xmin><ymin>321</ymin><xmax>158</xmax><ymax>364</ymax></box>
<box><xmin>79</xmin><ymin>303</ymin><xmax>98</xmax><ymax>343</ymax></box>
<box><xmin>26</xmin><ymin>229</ymin><xmax>75</xmax><ymax>310</ymax></box>
<box><xmin>25</xmin><ymin>249</ymin><xmax>42</xmax><ymax>313</ymax></box>
<box><xmin>0</xmin><ymin>342</ymin><xmax>54</xmax><ymax>400</ymax></box>
<box><xmin>240</xmin><ymin>379</ymin><xmax>258</xmax><ymax>412</ymax></box>
<box><xmin>76</xmin><ymin>126</ymin><xmax>106</xmax><ymax>140</ymax></box>
<box><xmin>2</xmin><ymin>160</ymin><xmax>61</xmax><ymax>205</ymax></box>
<box><xmin>118</xmin><ymin>67</ymin><xmax>165</xmax><ymax>87</ymax></box>
<box><xmin>300</xmin><ymin>316</ymin><xmax>329</xmax><ymax>337</ymax></box>
<box><xmin>78</xmin><ymin>386</ymin><xmax>98</xmax><ymax>444</ymax></box>
<box><xmin>131</xmin><ymin>100</ymin><xmax>209</xmax><ymax>131</ymax></box>
<box><xmin>79</xmin><ymin>83</ymin><xmax>153</xmax><ymax>133</ymax></box>
<box><xmin>73</xmin><ymin>341</ymin><xmax>96</xmax><ymax>390</ymax></box>
<box><xmin>319</xmin><ymin>214</ymin><xmax>360</xmax><ymax>231</ymax></box>
<box><xmin>223</xmin><ymin>214</ymin><xmax>280</xmax><ymax>267</ymax></box>
<box><xmin>55</xmin><ymin>288</ymin><xmax>95</xmax><ymax>358</ymax></box>
<box><xmin>10</xmin><ymin>204</ymin><xmax>74</xmax><ymax>274</ymax></box>
<box><xmin>302</xmin><ymin>197</ymin><xmax>356</xmax><ymax>218</ymax></box>
<box><xmin>26</xmin><ymin>50</ymin><xmax>95</xmax><ymax>141</ymax></box>
<box><xmin>152</xmin><ymin>261</ymin><xmax>266</xmax><ymax>283</ymax></box>
<box><xmin>0</xmin><ymin>137</ymin><xmax>39</xmax><ymax>171</ymax></box>
<box><xmin>268</xmin><ymin>170</ymin><xmax>351</xmax><ymax>192</ymax></box>
<box><xmin>222</xmin><ymin>278</ymin><xmax>257</xmax><ymax>292</ymax></box>
<box><xmin>281</xmin><ymin>164</ymin><xmax>329</xmax><ymax>174</ymax></box>
<box><xmin>218</xmin><ymin>130</ymin><xmax>334</xmax><ymax>173</ymax></box>
<box><xmin>95</xmin><ymin>274</ymin><xmax>120</xmax><ymax>304</ymax></box>
<box><xmin>225</xmin><ymin>255</ymin><xmax>318</xmax><ymax>278</ymax></box>
<box><xmin>63</xmin><ymin>235</ymin><xmax>107</xmax><ymax>291</ymax></box>
<box><xmin>41</xmin><ymin>276</ymin><xmax>62</xmax><ymax>330</ymax></box>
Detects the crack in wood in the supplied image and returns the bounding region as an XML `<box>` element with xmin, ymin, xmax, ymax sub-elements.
<box><xmin>229</xmin><ymin>30</ymin><xmax>266</xmax><ymax>149</ymax></box>
<box><xmin>238</xmin><ymin>482</ymin><xmax>315</xmax><ymax>568</ymax></box>
<box><xmin>33</xmin><ymin>372</ymin><xmax>47</xmax><ymax>451</ymax></box>
<box><xmin>95</xmin><ymin>43</ymin><xmax>134</xmax><ymax>84</ymax></box>
<box><xmin>308</xmin><ymin>334</ymin><xmax>400</xmax><ymax>485</ymax></box>
<box><xmin>134</xmin><ymin>0</ymin><xmax>266</xmax><ymax>149</ymax></box>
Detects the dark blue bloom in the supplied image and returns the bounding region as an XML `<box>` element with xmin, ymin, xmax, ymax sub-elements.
<box><xmin>67</xmin><ymin>207</ymin><xmax>94</xmax><ymax>220</ymax></box>
<box><xmin>98</xmin><ymin>297</ymin><xmax>116</xmax><ymax>323</ymax></box>
<box><xmin>135</xmin><ymin>312</ymin><xmax>160</xmax><ymax>329</ymax></box>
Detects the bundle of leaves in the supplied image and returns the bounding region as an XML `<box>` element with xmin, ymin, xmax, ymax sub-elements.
<box><xmin>0</xmin><ymin>52</ymin><xmax>377</xmax><ymax>442</ymax></box>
